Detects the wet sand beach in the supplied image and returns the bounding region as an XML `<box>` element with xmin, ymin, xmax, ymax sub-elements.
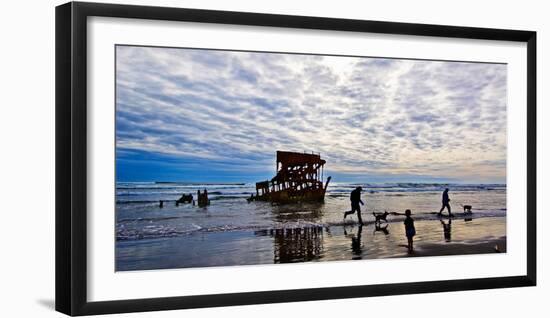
<box><xmin>116</xmin><ymin>216</ymin><xmax>505</xmax><ymax>271</ymax></box>
<box><xmin>406</xmin><ymin>237</ymin><xmax>506</xmax><ymax>258</ymax></box>
<box><xmin>116</xmin><ymin>182</ymin><xmax>506</xmax><ymax>271</ymax></box>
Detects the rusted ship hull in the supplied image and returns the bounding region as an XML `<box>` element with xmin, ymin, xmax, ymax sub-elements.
<box><xmin>248</xmin><ymin>151</ymin><xmax>331</xmax><ymax>203</ymax></box>
<box><xmin>248</xmin><ymin>181</ymin><xmax>330</xmax><ymax>203</ymax></box>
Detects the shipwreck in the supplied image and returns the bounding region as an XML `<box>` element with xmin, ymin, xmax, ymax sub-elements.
<box><xmin>248</xmin><ymin>151</ymin><xmax>331</xmax><ymax>203</ymax></box>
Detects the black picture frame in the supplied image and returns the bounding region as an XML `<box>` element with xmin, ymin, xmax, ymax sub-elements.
<box><xmin>55</xmin><ymin>1</ymin><xmax>536</xmax><ymax>316</ymax></box>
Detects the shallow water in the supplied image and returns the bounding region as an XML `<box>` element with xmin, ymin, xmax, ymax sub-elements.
<box><xmin>115</xmin><ymin>182</ymin><xmax>506</xmax><ymax>271</ymax></box>
<box><xmin>116</xmin><ymin>182</ymin><xmax>506</xmax><ymax>241</ymax></box>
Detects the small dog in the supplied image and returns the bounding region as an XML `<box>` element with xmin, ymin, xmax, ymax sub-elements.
<box><xmin>373</xmin><ymin>211</ymin><xmax>389</xmax><ymax>224</ymax></box>
<box><xmin>462</xmin><ymin>205</ymin><xmax>473</xmax><ymax>213</ymax></box>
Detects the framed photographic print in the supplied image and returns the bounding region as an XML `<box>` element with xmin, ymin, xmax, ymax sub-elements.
<box><xmin>55</xmin><ymin>1</ymin><xmax>536</xmax><ymax>316</ymax></box>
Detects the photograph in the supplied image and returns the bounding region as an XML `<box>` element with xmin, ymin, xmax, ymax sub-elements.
<box><xmin>115</xmin><ymin>45</ymin><xmax>508</xmax><ymax>271</ymax></box>
<box><xmin>1</xmin><ymin>0</ymin><xmax>544</xmax><ymax>316</ymax></box>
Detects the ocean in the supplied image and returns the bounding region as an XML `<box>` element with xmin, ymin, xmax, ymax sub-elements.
<box><xmin>115</xmin><ymin>182</ymin><xmax>507</xmax><ymax>270</ymax></box>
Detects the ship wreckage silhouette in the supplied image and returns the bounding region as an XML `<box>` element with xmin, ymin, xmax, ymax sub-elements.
<box><xmin>248</xmin><ymin>151</ymin><xmax>331</xmax><ymax>203</ymax></box>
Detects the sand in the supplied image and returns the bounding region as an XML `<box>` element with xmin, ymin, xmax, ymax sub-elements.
<box><xmin>116</xmin><ymin>216</ymin><xmax>506</xmax><ymax>271</ymax></box>
<box><xmin>407</xmin><ymin>237</ymin><xmax>506</xmax><ymax>257</ymax></box>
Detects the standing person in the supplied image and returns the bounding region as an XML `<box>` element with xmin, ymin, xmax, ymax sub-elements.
<box><xmin>438</xmin><ymin>188</ymin><xmax>453</xmax><ymax>217</ymax></box>
<box><xmin>344</xmin><ymin>186</ymin><xmax>364</xmax><ymax>225</ymax></box>
<box><xmin>404</xmin><ymin>209</ymin><xmax>416</xmax><ymax>253</ymax></box>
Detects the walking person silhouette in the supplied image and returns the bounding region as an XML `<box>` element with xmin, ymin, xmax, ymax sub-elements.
<box><xmin>438</xmin><ymin>188</ymin><xmax>454</xmax><ymax>217</ymax></box>
<box><xmin>344</xmin><ymin>186</ymin><xmax>364</xmax><ymax>225</ymax></box>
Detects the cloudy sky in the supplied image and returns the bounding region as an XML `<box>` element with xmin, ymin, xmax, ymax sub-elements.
<box><xmin>115</xmin><ymin>45</ymin><xmax>507</xmax><ymax>184</ymax></box>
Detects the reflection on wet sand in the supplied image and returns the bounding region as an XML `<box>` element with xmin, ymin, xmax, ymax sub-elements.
<box><xmin>253</xmin><ymin>214</ymin><xmax>505</xmax><ymax>265</ymax></box>
<box><xmin>116</xmin><ymin>215</ymin><xmax>506</xmax><ymax>270</ymax></box>
<box><xmin>441</xmin><ymin>219</ymin><xmax>452</xmax><ymax>242</ymax></box>
<box><xmin>373</xmin><ymin>223</ymin><xmax>390</xmax><ymax>236</ymax></box>
<box><xmin>344</xmin><ymin>225</ymin><xmax>363</xmax><ymax>259</ymax></box>
<box><xmin>256</xmin><ymin>227</ymin><xmax>324</xmax><ymax>263</ymax></box>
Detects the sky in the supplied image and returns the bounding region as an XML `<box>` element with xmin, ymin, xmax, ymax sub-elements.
<box><xmin>115</xmin><ymin>45</ymin><xmax>507</xmax><ymax>184</ymax></box>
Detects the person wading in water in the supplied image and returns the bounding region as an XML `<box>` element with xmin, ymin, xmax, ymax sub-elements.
<box><xmin>344</xmin><ymin>186</ymin><xmax>365</xmax><ymax>225</ymax></box>
<box><xmin>438</xmin><ymin>188</ymin><xmax>454</xmax><ymax>217</ymax></box>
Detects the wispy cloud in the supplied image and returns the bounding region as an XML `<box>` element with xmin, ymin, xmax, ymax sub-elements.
<box><xmin>116</xmin><ymin>46</ymin><xmax>507</xmax><ymax>183</ymax></box>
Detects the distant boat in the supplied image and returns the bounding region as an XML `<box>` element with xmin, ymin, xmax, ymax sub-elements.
<box><xmin>248</xmin><ymin>151</ymin><xmax>331</xmax><ymax>203</ymax></box>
